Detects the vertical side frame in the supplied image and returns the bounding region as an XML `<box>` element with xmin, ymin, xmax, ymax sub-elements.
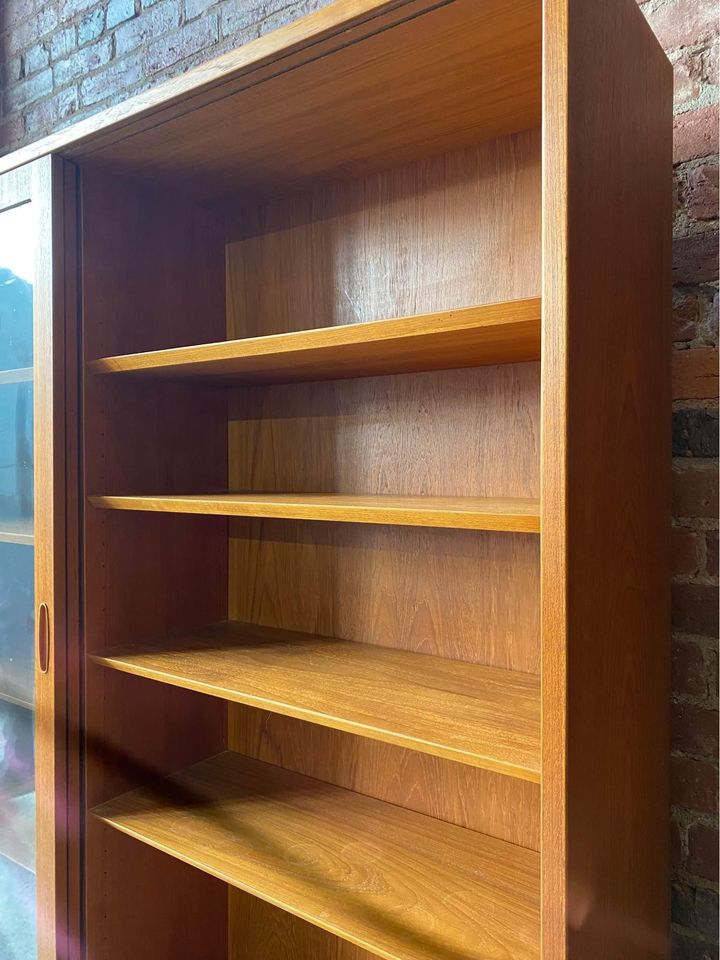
<box><xmin>542</xmin><ymin>0</ymin><xmax>674</xmax><ymax>957</ymax></box>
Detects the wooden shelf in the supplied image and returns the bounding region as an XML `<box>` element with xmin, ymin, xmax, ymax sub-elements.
<box><xmin>91</xmin><ymin>620</ymin><xmax>540</xmax><ymax>781</ymax></box>
<box><xmin>92</xmin><ymin>751</ymin><xmax>540</xmax><ymax>960</ymax></box>
<box><xmin>88</xmin><ymin>299</ymin><xmax>541</xmax><ymax>385</ymax></box>
<box><xmin>0</xmin><ymin>368</ymin><xmax>32</xmax><ymax>385</ymax></box>
<box><xmin>89</xmin><ymin>493</ymin><xmax>541</xmax><ymax>533</ymax></box>
<box><xmin>0</xmin><ymin>519</ymin><xmax>34</xmax><ymax>546</ymax></box>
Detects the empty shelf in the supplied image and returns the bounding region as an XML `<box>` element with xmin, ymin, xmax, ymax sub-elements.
<box><xmin>92</xmin><ymin>751</ymin><xmax>540</xmax><ymax>960</ymax></box>
<box><xmin>89</xmin><ymin>493</ymin><xmax>541</xmax><ymax>533</ymax></box>
<box><xmin>88</xmin><ymin>299</ymin><xmax>541</xmax><ymax>385</ymax></box>
<box><xmin>91</xmin><ymin>621</ymin><xmax>540</xmax><ymax>781</ymax></box>
<box><xmin>0</xmin><ymin>519</ymin><xmax>34</xmax><ymax>546</ymax></box>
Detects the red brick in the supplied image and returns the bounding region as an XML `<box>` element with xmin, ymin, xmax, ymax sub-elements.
<box><xmin>671</xmin><ymin>755</ymin><xmax>719</xmax><ymax>813</ymax></box>
<box><xmin>673</xmin><ymin>48</ymin><xmax>704</xmax><ymax>107</ymax></box>
<box><xmin>673</xmin><ymin>527</ymin><xmax>702</xmax><ymax>576</ymax></box>
<box><xmin>687</xmin><ymin>164</ymin><xmax>720</xmax><ymax>221</ymax></box>
<box><xmin>673</xmin><ymin>347</ymin><xmax>719</xmax><ymax>400</ymax></box>
<box><xmin>673</xmin><ymin>462</ymin><xmax>719</xmax><ymax>518</ymax></box>
<box><xmin>673</xmin><ymin>231</ymin><xmax>719</xmax><ymax>285</ymax></box>
<box><xmin>674</xmin><ymin>106</ymin><xmax>720</xmax><ymax>164</ymax></box>
<box><xmin>673</xmin><ymin>582</ymin><xmax>720</xmax><ymax>636</ymax></box>
<box><xmin>645</xmin><ymin>0</ymin><xmax>718</xmax><ymax>52</ymax></box>
<box><xmin>672</xmin><ymin>637</ymin><xmax>708</xmax><ymax>695</ymax></box>
<box><xmin>672</xmin><ymin>702</ymin><xmax>719</xmax><ymax>756</ymax></box>
<box><xmin>687</xmin><ymin>822</ymin><xmax>720</xmax><ymax>881</ymax></box>
<box><xmin>707</xmin><ymin>531</ymin><xmax>718</xmax><ymax>580</ymax></box>
<box><xmin>673</xmin><ymin>288</ymin><xmax>709</xmax><ymax>342</ymax></box>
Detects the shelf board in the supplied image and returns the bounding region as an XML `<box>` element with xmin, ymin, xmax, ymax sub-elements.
<box><xmin>88</xmin><ymin>299</ymin><xmax>541</xmax><ymax>385</ymax></box>
<box><xmin>0</xmin><ymin>368</ymin><xmax>32</xmax><ymax>385</ymax></box>
<box><xmin>0</xmin><ymin>519</ymin><xmax>34</xmax><ymax>546</ymax></box>
<box><xmin>0</xmin><ymin>790</ymin><xmax>35</xmax><ymax>875</ymax></box>
<box><xmin>91</xmin><ymin>620</ymin><xmax>540</xmax><ymax>781</ymax></box>
<box><xmin>0</xmin><ymin>688</ymin><xmax>34</xmax><ymax>711</ymax></box>
<box><xmin>92</xmin><ymin>751</ymin><xmax>540</xmax><ymax>960</ymax></box>
<box><xmin>89</xmin><ymin>493</ymin><xmax>540</xmax><ymax>533</ymax></box>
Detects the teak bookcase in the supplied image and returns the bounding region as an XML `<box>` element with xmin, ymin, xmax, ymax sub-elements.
<box><xmin>0</xmin><ymin>0</ymin><xmax>672</xmax><ymax>957</ymax></box>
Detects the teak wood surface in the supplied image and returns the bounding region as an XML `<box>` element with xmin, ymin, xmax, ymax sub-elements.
<box><xmin>89</xmin><ymin>298</ymin><xmax>542</xmax><ymax>383</ymax></box>
<box><xmin>91</xmin><ymin>620</ymin><xmax>541</xmax><ymax>780</ymax></box>
<box><xmin>92</xmin><ymin>751</ymin><xmax>541</xmax><ymax>960</ymax></box>
<box><xmin>90</xmin><ymin>492</ymin><xmax>541</xmax><ymax>532</ymax></box>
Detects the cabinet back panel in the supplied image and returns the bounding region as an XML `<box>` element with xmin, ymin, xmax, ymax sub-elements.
<box><xmin>226</xmin><ymin>137</ymin><xmax>541</xmax><ymax>957</ymax></box>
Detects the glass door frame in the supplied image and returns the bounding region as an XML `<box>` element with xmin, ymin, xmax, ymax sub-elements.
<box><xmin>0</xmin><ymin>155</ymin><xmax>78</xmax><ymax>960</ymax></box>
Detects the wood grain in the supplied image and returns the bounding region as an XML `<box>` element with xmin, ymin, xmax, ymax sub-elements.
<box><xmin>91</xmin><ymin>620</ymin><xmax>541</xmax><ymax>780</ymax></box>
<box><xmin>89</xmin><ymin>298</ymin><xmax>542</xmax><ymax>383</ymax></box>
<box><xmin>90</xmin><ymin>492</ymin><xmax>541</xmax><ymax>532</ymax></box>
<box><xmin>93</xmin><ymin>751</ymin><xmax>541</xmax><ymax>960</ymax></box>
<box><xmin>542</xmin><ymin>0</ymin><xmax>673</xmax><ymax>956</ymax></box>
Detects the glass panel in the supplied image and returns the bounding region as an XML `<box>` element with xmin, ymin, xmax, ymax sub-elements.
<box><xmin>0</xmin><ymin>198</ymin><xmax>36</xmax><ymax>959</ymax></box>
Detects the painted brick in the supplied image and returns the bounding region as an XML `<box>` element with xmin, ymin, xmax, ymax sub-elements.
<box><xmin>53</xmin><ymin>37</ymin><xmax>113</xmax><ymax>89</ymax></box>
<box><xmin>673</xmin><ymin>461</ymin><xmax>719</xmax><ymax>518</ymax></box>
<box><xmin>78</xmin><ymin>8</ymin><xmax>105</xmax><ymax>46</ymax></box>
<box><xmin>672</xmin><ymin>409</ymin><xmax>719</xmax><ymax>458</ymax></box>
<box><xmin>687</xmin><ymin>823</ymin><xmax>720</xmax><ymax>881</ymax></box>
<box><xmin>61</xmin><ymin>0</ymin><xmax>106</xmax><ymax>17</ymax></box>
<box><xmin>672</xmin><ymin>702</ymin><xmax>720</xmax><ymax>756</ymax></box>
<box><xmin>185</xmin><ymin>0</ymin><xmax>216</xmax><ymax>21</ymax></box>
<box><xmin>107</xmin><ymin>0</ymin><xmax>137</xmax><ymax>30</ymax></box>
<box><xmin>673</xmin><ymin>347</ymin><xmax>720</xmax><ymax>400</ymax></box>
<box><xmin>25</xmin><ymin>85</ymin><xmax>79</xmax><ymax>137</ymax></box>
<box><xmin>114</xmin><ymin>0</ymin><xmax>180</xmax><ymax>57</ymax></box>
<box><xmin>673</xmin><ymin>231</ymin><xmax>720</xmax><ymax>284</ymax></box>
<box><xmin>143</xmin><ymin>14</ymin><xmax>218</xmax><ymax>73</ymax></box>
<box><xmin>675</xmin><ymin>106</ymin><xmax>720</xmax><ymax>164</ymax></box>
<box><xmin>79</xmin><ymin>53</ymin><xmax>143</xmax><ymax>106</ymax></box>
<box><xmin>672</xmin><ymin>635</ymin><xmax>708</xmax><ymax>694</ymax></box>
<box><xmin>671</xmin><ymin>755</ymin><xmax>719</xmax><ymax>813</ymax></box>
<box><xmin>50</xmin><ymin>25</ymin><xmax>78</xmax><ymax>61</ymax></box>
<box><xmin>220</xmin><ymin>1</ymin><xmax>273</xmax><ymax>37</ymax></box>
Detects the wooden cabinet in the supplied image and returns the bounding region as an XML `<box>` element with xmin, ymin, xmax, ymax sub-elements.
<box><xmin>0</xmin><ymin>1</ymin><xmax>672</xmax><ymax>957</ymax></box>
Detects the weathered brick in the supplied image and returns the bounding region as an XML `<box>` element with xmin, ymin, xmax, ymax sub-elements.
<box><xmin>673</xmin><ymin>409</ymin><xmax>719</xmax><ymax>458</ymax></box>
<box><xmin>687</xmin><ymin>164</ymin><xmax>720</xmax><ymax>221</ymax></box>
<box><xmin>644</xmin><ymin>0</ymin><xmax>718</xmax><ymax>51</ymax></box>
<box><xmin>3</xmin><ymin>67</ymin><xmax>53</xmax><ymax>112</ymax></box>
<box><xmin>114</xmin><ymin>0</ymin><xmax>179</xmax><ymax>57</ymax></box>
<box><xmin>673</xmin><ymin>347</ymin><xmax>719</xmax><ymax>401</ymax></box>
<box><xmin>707</xmin><ymin>531</ymin><xmax>718</xmax><ymax>580</ymax></box>
<box><xmin>220</xmin><ymin>0</ymin><xmax>271</xmax><ymax>37</ymax></box>
<box><xmin>79</xmin><ymin>53</ymin><xmax>143</xmax><ymax>106</ymax></box>
<box><xmin>185</xmin><ymin>0</ymin><xmax>220</xmax><ymax>21</ymax></box>
<box><xmin>671</xmin><ymin>755</ymin><xmax>719</xmax><ymax>813</ymax></box>
<box><xmin>673</xmin><ymin>634</ymin><xmax>708</xmax><ymax>696</ymax></box>
<box><xmin>25</xmin><ymin>85</ymin><xmax>79</xmax><ymax>137</ymax></box>
<box><xmin>672</xmin><ymin>816</ymin><xmax>685</xmax><ymax>869</ymax></box>
<box><xmin>673</xmin><ymin>880</ymin><xmax>697</xmax><ymax>928</ymax></box>
<box><xmin>673</xmin><ymin>582</ymin><xmax>720</xmax><ymax>637</ymax></box>
<box><xmin>107</xmin><ymin>0</ymin><xmax>137</xmax><ymax>30</ymax></box>
<box><xmin>673</xmin><ymin>231</ymin><xmax>720</xmax><ymax>285</ymax></box>
<box><xmin>78</xmin><ymin>8</ymin><xmax>105</xmax><ymax>46</ymax></box>
<box><xmin>674</xmin><ymin>106</ymin><xmax>720</xmax><ymax>164</ymax></box>
<box><xmin>672</xmin><ymin>287</ymin><xmax>718</xmax><ymax>344</ymax></box>
<box><xmin>673</xmin><ymin>527</ymin><xmax>702</xmax><ymax>578</ymax></box>
<box><xmin>672</xmin><ymin>931</ymin><xmax>720</xmax><ymax>960</ymax></box>
<box><xmin>53</xmin><ymin>37</ymin><xmax>113</xmax><ymax>89</ymax></box>
<box><xmin>696</xmin><ymin>888</ymin><xmax>720</xmax><ymax>942</ymax></box>
<box><xmin>673</xmin><ymin>461</ymin><xmax>720</xmax><ymax>517</ymax></box>
<box><xmin>24</xmin><ymin>42</ymin><xmax>50</xmax><ymax>76</ymax></box>
<box><xmin>144</xmin><ymin>14</ymin><xmax>218</xmax><ymax>73</ymax></box>
<box><xmin>61</xmin><ymin>0</ymin><xmax>105</xmax><ymax>18</ymax></box>
<box><xmin>672</xmin><ymin>48</ymin><xmax>704</xmax><ymax>107</ymax></box>
<box><xmin>672</xmin><ymin>702</ymin><xmax>720</xmax><ymax>756</ymax></box>
<box><xmin>50</xmin><ymin>25</ymin><xmax>77</xmax><ymax>61</ymax></box>
<box><xmin>687</xmin><ymin>823</ymin><xmax>720</xmax><ymax>882</ymax></box>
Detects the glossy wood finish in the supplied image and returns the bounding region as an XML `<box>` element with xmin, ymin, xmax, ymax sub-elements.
<box><xmin>89</xmin><ymin>298</ymin><xmax>541</xmax><ymax>383</ymax></box>
<box><xmin>91</xmin><ymin>620</ymin><xmax>541</xmax><ymax>780</ymax></box>
<box><xmin>81</xmin><ymin>170</ymin><xmax>229</xmax><ymax>960</ymax></box>
<box><xmin>90</xmin><ymin>492</ymin><xmax>541</xmax><ymax>532</ymax></box>
<box><xmin>93</xmin><ymin>751</ymin><xmax>541</xmax><ymax>960</ymax></box>
<box><xmin>542</xmin><ymin>0</ymin><xmax>672</xmax><ymax>956</ymax></box>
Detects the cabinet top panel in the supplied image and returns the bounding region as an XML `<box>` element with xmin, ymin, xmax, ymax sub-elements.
<box><xmin>0</xmin><ymin>0</ymin><xmax>541</xmax><ymax>201</ymax></box>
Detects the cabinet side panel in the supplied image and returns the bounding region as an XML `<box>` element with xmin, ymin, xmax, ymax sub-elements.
<box><xmin>542</xmin><ymin>0</ymin><xmax>673</xmax><ymax>957</ymax></box>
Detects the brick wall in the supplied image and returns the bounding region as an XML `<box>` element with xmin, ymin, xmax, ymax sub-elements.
<box><xmin>0</xmin><ymin>0</ymin><xmax>718</xmax><ymax>955</ymax></box>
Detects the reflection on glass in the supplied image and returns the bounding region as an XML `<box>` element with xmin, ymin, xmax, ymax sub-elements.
<box><xmin>0</xmin><ymin>199</ymin><xmax>36</xmax><ymax>958</ymax></box>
